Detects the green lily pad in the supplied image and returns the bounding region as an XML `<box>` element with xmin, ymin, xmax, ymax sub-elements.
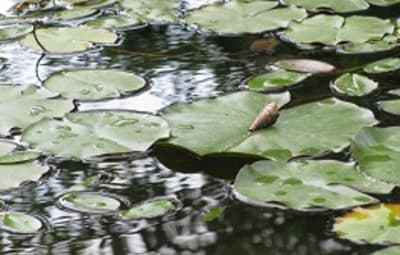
<box><xmin>0</xmin><ymin>161</ymin><xmax>48</xmax><ymax>191</ymax></box>
<box><xmin>247</xmin><ymin>70</ymin><xmax>309</xmax><ymax>91</ymax></box>
<box><xmin>85</xmin><ymin>15</ymin><xmax>141</xmax><ymax>29</ymax></box>
<box><xmin>351</xmin><ymin>127</ymin><xmax>400</xmax><ymax>184</ymax></box>
<box><xmin>367</xmin><ymin>0</ymin><xmax>400</xmax><ymax>6</ymax></box>
<box><xmin>334</xmin><ymin>204</ymin><xmax>400</xmax><ymax>244</ymax></box>
<box><xmin>332</xmin><ymin>73</ymin><xmax>378</xmax><ymax>97</ymax></box>
<box><xmin>0</xmin><ymin>23</ymin><xmax>33</xmax><ymax>41</ymax></box>
<box><xmin>120</xmin><ymin>0</ymin><xmax>179</xmax><ymax>24</ymax></box>
<box><xmin>50</xmin><ymin>8</ymin><xmax>98</xmax><ymax>22</ymax></box>
<box><xmin>59</xmin><ymin>192</ymin><xmax>121</xmax><ymax>214</ymax></box>
<box><xmin>19</xmin><ymin>26</ymin><xmax>118</xmax><ymax>54</ymax></box>
<box><xmin>284</xmin><ymin>15</ymin><xmax>394</xmax><ymax>46</ymax></box>
<box><xmin>234</xmin><ymin>160</ymin><xmax>393</xmax><ymax>211</ymax></box>
<box><xmin>44</xmin><ymin>69</ymin><xmax>146</xmax><ymax>100</ymax></box>
<box><xmin>283</xmin><ymin>0</ymin><xmax>369</xmax><ymax>13</ymax></box>
<box><xmin>0</xmin><ymin>85</ymin><xmax>74</xmax><ymax>136</ymax></box>
<box><xmin>22</xmin><ymin>111</ymin><xmax>170</xmax><ymax>159</ymax></box>
<box><xmin>379</xmin><ymin>100</ymin><xmax>400</xmax><ymax>114</ymax></box>
<box><xmin>274</xmin><ymin>59</ymin><xmax>335</xmax><ymax>74</ymax></box>
<box><xmin>340</xmin><ymin>35</ymin><xmax>400</xmax><ymax>54</ymax></box>
<box><xmin>364</xmin><ymin>58</ymin><xmax>400</xmax><ymax>73</ymax></box>
<box><xmin>0</xmin><ymin>212</ymin><xmax>43</xmax><ymax>234</ymax></box>
<box><xmin>373</xmin><ymin>247</ymin><xmax>400</xmax><ymax>255</ymax></box>
<box><xmin>162</xmin><ymin>91</ymin><xmax>376</xmax><ymax>161</ymax></box>
<box><xmin>203</xmin><ymin>206</ymin><xmax>226</xmax><ymax>222</ymax></box>
<box><xmin>185</xmin><ymin>0</ymin><xmax>307</xmax><ymax>34</ymax></box>
<box><xmin>120</xmin><ymin>199</ymin><xmax>175</xmax><ymax>220</ymax></box>
<box><xmin>0</xmin><ymin>140</ymin><xmax>39</xmax><ymax>164</ymax></box>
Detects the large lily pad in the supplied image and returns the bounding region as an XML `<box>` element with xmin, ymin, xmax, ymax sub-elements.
<box><xmin>334</xmin><ymin>204</ymin><xmax>400</xmax><ymax>244</ymax></box>
<box><xmin>120</xmin><ymin>0</ymin><xmax>179</xmax><ymax>24</ymax></box>
<box><xmin>364</xmin><ymin>58</ymin><xmax>400</xmax><ymax>74</ymax></box>
<box><xmin>283</xmin><ymin>0</ymin><xmax>369</xmax><ymax>13</ymax></box>
<box><xmin>283</xmin><ymin>15</ymin><xmax>394</xmax><ymax>46</ymax></box>
<box><xmin>19</xmin><ymin>26</ymin><xmax>118</xmax><ymax>54</ymax></box>
<box><xmin>0</xmin><ymin>85</ymin><xmax>74</xmax><ymax>136</ymax></box>
<box><xmin>185</xmin><ymin>0</ymin><xmax>307</xmax><ymax>34</ymax></box>
<box><xmin>0</xmin><ymin>24</ymin><xmax>33</xmax><ymax>41</ymax></box>
<box><xmin>85</xmin><ymin>15</ymin><xmax>141</xmax><ymax>30</ymax></box>
<box><xmin>22</xmin><ymin>111</ymin><xmax>170</xmax><ymax>159</ymax></box>
<box><xmin>247</xmin><ymin>70</ymin><xmax>309</xmax><ymax>91</ymax></box>
<box><xmin>234</xmin><ymin>160</ymin><xmax>393</xmax><ymax>210</ymax></box>
<box><xmin>44</xmin><ymin>69</ymin><xmax>146</xmax><ymax>100</ymax></box>
<box><xmin>352</xmin><ymin>127</ymin><xmax>400</xmax><ymax>184</ymax></box>
<box><xmin>0</xmin><ymin>161</ymin><xmax>48</xmax><ymax>191</ymax></box>
<box><xmin>0</xmin><ymin>140</ymin><xmax>39</xmax><ymax>164</ymax></box>
<box><xmin>163</xmin><ymin>92</ymin><xmax>376</xmax><ymax>161</ymax></box>
<box><xmin>332</xmin><ymin>73</ymin><xmax>378</xmax><ymax>97</ymax></box>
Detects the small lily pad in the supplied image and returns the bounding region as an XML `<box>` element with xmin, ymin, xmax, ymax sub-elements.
<box><xmin>0</xmin><ymin>85</ymin><xmax>74</xmax><ymax>136</ymax></box>
<box><xmin>234</xmin><ymin>160</ymin><xmax>393</xmax><ymax>211</ymax></box>
<box><xmin>332</xmin><ymin>73</ymin><xmax>378</xmax><ymax>97</ymax></box>
<box><xmin>334</xmin><ymin>204</ymin><xmax>400</xmax><ymax>244</ymax></box>
<box><xmin>379</xmin><ymin>100</ymin><xmax>400</xmax><ymax>114</ymax></box>
<box><xmin>364</xmin><ymin>58</ymin><xmax>400</xmax><ymax>74</ymax></box>
<box><xmin>352</xmin><ymin>127</ymin><xmax>400</xmax><ymax>184</ymax></box>
<box><xmin>247</xmin><ymin>70</ymin><xmax>309</xmax><ymax>91</ymax></box>
<box><xmin>283</xmin><ymin>0</ymin><xmax>369</xmax><ymax>13</ymax></box>
<box><xmin>0</xmin><ymin>212</ymin><xmax>43</xmax><ymax>234</ymax></box>
<box><xmin>44</xmin><ymin>69</ymin><xmax>146</xmax><ymax>100</ymax></box>
<box><xmin>19</xmin><ymin>26</ymin><xmax>118</xmax><ymax>54</ymax></box>
<box><xmin>185</xmin><ymin>0</ymin><xmax>307</xmax><ymax>34</ymax></box>
<box><xmin>0</xmin><ymin>23</ymin><xmax>33</xmax><ymax>41</ymax></box>
<box><xmin>59</xmin><ymin>192</ymin><xmax>121</xmax><ymax>214</ymax></box>
<box><xmin>22</xmin><ymin>111</ymin><xmax>170</xmax><ymax>160</ymax></box>
<box><xmin>120</xmin><ymin>199</ymin><xmax>175</xmax><ymax>220</ymax></box>
<box><xmin>274</xmin><ymin>59</ymin><xmax>335</xmax><ymax>74</ymax></box>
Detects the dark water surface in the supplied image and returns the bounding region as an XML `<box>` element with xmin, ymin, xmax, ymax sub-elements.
<box><xmin>3</xmin><ymin>1</ymin><xmax>400</xmax><ymax>254</ymax></box>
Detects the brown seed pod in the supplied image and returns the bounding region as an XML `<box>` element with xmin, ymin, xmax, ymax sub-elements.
<box><xmin>249</xmin><ymin>101</ymin><xmax>279</xmax><ymax>132</ymax></box>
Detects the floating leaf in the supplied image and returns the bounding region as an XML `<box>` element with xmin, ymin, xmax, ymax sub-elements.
<box><xmin>44</xmin><ymin>69</ymin><xmax>146</xmax><ymax>100</ymax></box>
<box><xmin>22</xmin><ymin>111</ymin><xmax>170</xmax><ymax>159</ymax></box>
<box><xmin>0</xmin><ymin>23</ymin><xmax>33</xmax><ymax>41</ymax></box>
<box><xmin>379</xmin><ymin>100</ymin><xmax>400</xmax><ymax>114</ymax></box>
<box><xmin>274</xmin><ymin>59</ymin><xmax>335</xmax><ymax>74</ymax></box>
<box><xmin>120</xmin><ymin>0</ymin><xmax>179</xmax><ymax>24</ymax></box>
<box><xmin>367</xmin><ymin>0</ymin><xmax>400</xmax><ymax>6</ymax></box>
<box><xmin>334</xmin><ymin>204</ymin><xmax>400</xmax><ymax>244</ymax></box>
<box><xmin>59</xmin><ymin>192</ymin><xmax>121</xmax><ymax>214</ymax></box>
<box><xmin>85</xmin><ymin>15</ymin><xmax>141</xmax><ymax>30</ymax></box>
<box><xmin>247</xmin><ymin>70</ymin><xmax>308</xmax><ymax>91</ymax></box>
<box><xmin>20</xmin><ymin>26</ymin><xmax>118</xmax><ymax>54</ymax></box>
<box><xmin>185</xmin><ymin>0</ymin><xmax>307</xmax><ymax>34</ymax></box>
<box><xmin>162</xmin><ymin>92</ymin><xmax>375</xmax><ymax>161</ymax></box>
<box><xmin>234</xmin><ymin>160</ymin><xmax>393</xmax><ymax>210</ymax></box>
<box><xmin>373</xmin><ymin>247</ymin><xmax>400</xmax><ymax>255</ymax></box>
<box><xmin>332</xmin><ymin>73</ymin><xmax>378</xmax><ymax>97</ymax></box>
<box><xmin>0</xmin><ymin>161</ymin><xmax>48</xmax><ymax>191</ymax></box>
<box><xmin>50</xmin><ymin>8</ymin><xmax>98</xmax><ymax>22</ymax></box>
<box><xmin>340</xmin><ymin>36</ymin><xmax>400</xmax><ymax>54</ymax></box>
<box><xmin>0</xmin><ymin>85</ymin><xmax>74</xmax><ymax>136</ymax></box>
<box><xmin>0</xmin><ymin>212</ymin><xmax>42</xmax><ymax>234</ymax></box>
<box><xmin>364</xmin><ymin>58</ymin><xmax>400</xmax><ymax>74</ymax></box>
<box><xmin>120</xmin><ymin>199</ymin><xmax>175</xmax><ymax>220</ymax></box>
<box><xmin>283</xmin><ymin>15</ymin><xmax>394</xmax><ymax>46</ymax></box>
<box><xmin>283</xmin><ymin>0</ymin><xmax>369</xmax><ymax>13</ymax></box>
<box><xmin>352</xmin><ymin>127</ymin><xmax>400</xmax><ymax>184</ymax></box>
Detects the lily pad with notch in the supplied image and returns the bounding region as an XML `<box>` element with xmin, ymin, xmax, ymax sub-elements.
<box><xmin>332</xmin><ymin>73</ymin><xmax>378</xmax><ymax>97</ymax></box>
<box><xmin>247</xmin><ymin>70</ymin><xmax>309</xmax><ymax>91</ymax></box>
<box><xmin>234</xmin><ymin>160</ymin><xmax>393</xmax><ymax>211</ymax></box>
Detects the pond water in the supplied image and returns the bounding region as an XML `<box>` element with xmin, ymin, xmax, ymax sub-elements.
<box><xmin>3</xmin><ymin>0</ymin><xmax>400</xmax><ymax>254</ymax></box>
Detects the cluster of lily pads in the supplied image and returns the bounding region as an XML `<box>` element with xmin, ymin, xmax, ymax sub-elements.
<box><xmin>3</xmin><ymin>0</ymin><xmax>400</xmax><ymax>254</ymax></box>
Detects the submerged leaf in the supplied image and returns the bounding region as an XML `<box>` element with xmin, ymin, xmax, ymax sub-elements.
<box><xmin>185</xmin><ymin>0</ymin><xmax>307</xmax><ymax>34</ymax></box>
<box><xmin>44</xmin><ymin>69</ymin><xmax>146</xmax><ymax>100</ymax></box>
<box><xmin>334</xmin><ymin>204</ymin><xmax>400</xmax><ymax>244</ymax></box>
<box><xmin>332</xmin><ymin>73</ymin><xmax>378</xmax><ymax>97</ymax></box>
<box><xmin>22</xmin><ymin>111</ymin><xmax>170</xmax><ymax>159</ymax></box>
<box><xmin>234</xmin><ymin>160</ymin><xmax>393</xmax><ymax>210</ymax></box>
<box><xmin>120</xmin><ymin>199</ymin><xmax>175</xmax><ymax>220</ymax></box>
